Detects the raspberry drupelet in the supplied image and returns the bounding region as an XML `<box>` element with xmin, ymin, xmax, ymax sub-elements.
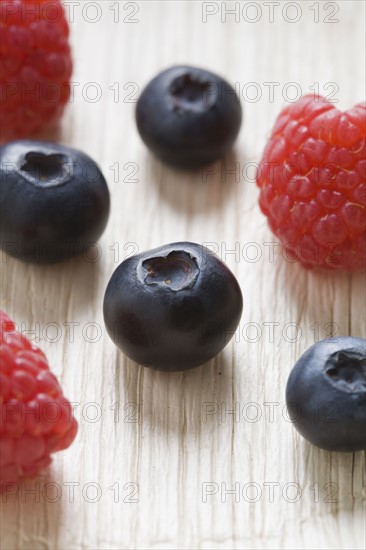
<box><xmin>257</xmin><ymin>95</ymin><xmax>366</xmax><ymax>271</ymax></box>
<box><xmin>0</xmin><ymin>310</ymin><xmax>77</xmax><ymax>490</ymax></box>
<box><xmin>0</xmin><ymin>0</ymin><xmax>72</xmax><ymax>141</ymax></box>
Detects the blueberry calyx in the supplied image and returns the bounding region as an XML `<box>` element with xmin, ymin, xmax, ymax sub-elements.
<box><xmin>20</xmin><ymin>151</ymin><xmax>71</xmax><ymax>188</ymax></box>
<box><xmin>169</xmin><ymin>73</ymin><xmax>216</xmax><ymax>114</ymax></box>
<box><xmin>140</xmin><ymin>250</ymin><xmax>199</xmax><ymax>291</ymax></box>
<box><xmin>325</xmin><ymin>351</ymin><xmax>366</xmax><ymax>393</ymax></box>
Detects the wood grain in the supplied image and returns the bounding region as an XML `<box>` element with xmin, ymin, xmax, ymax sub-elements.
<box><xmin>1</xmin><ymin>1</ymin><xmax>365</xmax><ymax>548</ymax></box>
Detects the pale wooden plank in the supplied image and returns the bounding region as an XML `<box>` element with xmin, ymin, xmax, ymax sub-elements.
<box><xmin>1</xmin><ymin>1</ymin><xmax>365</xmax><ymax>549</ymax></box>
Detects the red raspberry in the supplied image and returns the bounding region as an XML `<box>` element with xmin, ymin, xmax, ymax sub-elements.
<box><xmin>0</xmin><ymin>0</ymin><xmax>72</xmax><ymax>141</ymax></box>
<box><xmin>0</xmin><ymin>310</ymin><xmax>77</xmax><ymax>490</ymax></box>
<box><xmin>257</xmin><ymin>95</ymin><xmax>366</xmax><ymax>271</ymax></box>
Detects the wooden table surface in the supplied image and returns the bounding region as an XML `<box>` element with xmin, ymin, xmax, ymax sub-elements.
<box><xmin>1</xmin><ymin>1</ymin><xmax>365</xmax><ymax>548</ymax></box>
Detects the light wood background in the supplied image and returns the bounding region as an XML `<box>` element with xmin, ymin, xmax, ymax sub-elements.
<box><xmin>1</xmin><ymin>1</ymin><xmax>365</xmax><ymax>548</ymax></box>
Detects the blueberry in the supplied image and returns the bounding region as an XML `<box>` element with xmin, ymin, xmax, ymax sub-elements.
<box><xmin>286</xmin><ymin>337</ymin><xmax>366</xmax><ymax>452</ymax></box>
<box><xmin>103</xmin><ymin>242</ymin><xmax>243</xmax><ymax>371</ymax></box>
<box><xmin>135</xmin><ymin>65</ymin><xmax>242</xmax><ymax>169</ymax></box>
<box><xmin>0</xmin><ymin>140</ymin><xmax>110</xmax><ymax>263</ymax></box>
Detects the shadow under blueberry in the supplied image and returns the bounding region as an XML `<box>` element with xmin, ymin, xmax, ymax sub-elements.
<box><xmin>301</xmin><ymin>441</ymin><xmax>365</xmax><ymax>515</ymax></box>
<box><xmin>119</xmin><ymin>350</ymin><xmax>234</xmax><ymax>436</ymax></box>
<box><xmin>2</xmin><ymin>248</ymin><xmax>103</xmax><ymax>320</ymax></box>
<box><xmin>149</xmin><ymin>149</ymin><xmax>245</xmax><ymax>215</ymax></box>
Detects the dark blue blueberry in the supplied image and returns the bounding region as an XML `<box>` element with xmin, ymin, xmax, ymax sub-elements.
<box><xmin>286</xmin><ymin>337</ymin><xmax>366</xmax><ymax>452</ymax></box>
<box><xmin>0</xmin><ymin>140</ymin><xmax>110</xmax><ymax>263</ymax></box>
<box><xmin>135</xmin><ymin>65</ymin><xmax>242</xmax><ymax>169</ymax></box>
<box><xmin>103</xmin><ymin>242</ymin><xmax>243</xmax><ymax>371</ymax></box>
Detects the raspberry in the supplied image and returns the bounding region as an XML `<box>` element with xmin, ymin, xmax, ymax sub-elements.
<box><xmin>257</xmin><ymin>95</ymin><xmax>366</xmax><ymax>271</ymax></box>
<box><xmin>0</xmin><ymin>310</ymin><xmax>77</xmax><ymax>490</ymax></box>
<box><xmin>0</xmin><ymin>0</ymin><xmax>72</xmax><ymax>141</ymax></box>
